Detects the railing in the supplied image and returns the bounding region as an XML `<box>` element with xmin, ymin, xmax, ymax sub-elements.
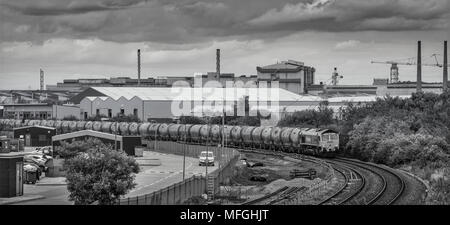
<box><xmin>116</xmin><ymin>141</ymin><xmax>240</xmax><ymax>205</ymax></box>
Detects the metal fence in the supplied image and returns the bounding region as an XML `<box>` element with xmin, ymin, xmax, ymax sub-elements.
<box><xmin>116</xmin><ymin>141</ymin><xmax>240</xmax><ymax>205</ymax></box>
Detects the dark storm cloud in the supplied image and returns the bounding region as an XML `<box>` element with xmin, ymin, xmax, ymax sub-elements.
<box><xmin>0</xmin><ymin>0</ymin><xmax>146</xmax><ymax>15</ymax></box>
<box><xmin>0</xmin><ymin>0</ymin><xmax>448</xmax><ymax>45</ymax></box>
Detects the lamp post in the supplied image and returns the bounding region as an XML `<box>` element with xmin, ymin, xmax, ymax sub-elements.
<box><xmin>182</xmin><ymin>119</ymin><xmax>186</xmax><ymax>181</ymax></box>
<box><xmin>147</xmin><ymin>114</ymin><xmax>157</xmax><ymax>151</ymax></box>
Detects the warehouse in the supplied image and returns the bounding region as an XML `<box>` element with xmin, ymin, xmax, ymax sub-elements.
<box><xmin>13</xmin><ymin>125</ymin><xmax>56</xmax><ymax>147</ymax></box>
<box><xmin>77</xmin><ymin>87</ymin><xmax>324</xmax><ymax>123</ymax></box>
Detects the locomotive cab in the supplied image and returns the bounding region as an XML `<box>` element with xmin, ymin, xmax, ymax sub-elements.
<box><xmin>319</xmin><ymin>130</ymin><xmax>339</xmax><ymax>157</ymax></box>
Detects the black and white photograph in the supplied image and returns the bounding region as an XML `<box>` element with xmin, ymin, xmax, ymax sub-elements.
<box><xmin>0</xmin><ymin>0</ymin><xmax>448</xmax><ymax>220</ymax></box>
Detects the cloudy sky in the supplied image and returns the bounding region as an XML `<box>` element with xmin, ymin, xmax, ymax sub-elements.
<box><xmin>0</xmin><ymin>0</ymin><xmax>449</xmax><ymax>89</ymax></box>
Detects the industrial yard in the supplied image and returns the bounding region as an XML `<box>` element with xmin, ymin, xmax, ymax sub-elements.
<box><xmin>1</xmin><ymin>2</ymin><xmax>450</xmax><ymax>220</ymax></box>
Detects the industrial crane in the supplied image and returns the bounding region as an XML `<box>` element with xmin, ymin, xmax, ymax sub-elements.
<box><xmin>371</xmin><ymin>57</ymin><xmax>449</xmax><ymax>83</ymax></box>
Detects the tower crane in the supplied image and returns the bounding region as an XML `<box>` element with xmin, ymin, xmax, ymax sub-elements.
<box><xmin>371</xmin><ymin>57</ymin><xmax>449</xmax><ymax>83</ymax></box>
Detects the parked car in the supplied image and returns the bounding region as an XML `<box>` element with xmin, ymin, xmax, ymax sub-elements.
<box><xmin>24</xmin><ymin>156</ymin><xmax>47</xmax><ymax>172</ymax></box>
<box><xmin>199</xmin><ymin>151</ymin><xmax>215</xmax><ymax>166</ymax></box>
<box><xmin>32</xmin><ymin>146</ymin><xmax>53</xmax><ymax>156</ymax></box>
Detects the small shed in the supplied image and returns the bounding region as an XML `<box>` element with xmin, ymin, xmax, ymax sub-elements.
<box><xmin>0</xmin><ymin>153</ymin><xmax>24</xmax><ymax>198</ymax></box>
<box><xmin>13</xmin><ymin>126</ymin><xmax>56</xmax><ymax>147</ymax></box>
<box><xmin>52</xmin><ymin>130</ymin><xmax>142</xmax><ymax>156</ymax></box>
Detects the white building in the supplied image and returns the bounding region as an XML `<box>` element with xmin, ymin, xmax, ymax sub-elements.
<box><xmin>78</xmin><ymin>87</ymin><xmax>323</xmax><ymax>123</ymax></box>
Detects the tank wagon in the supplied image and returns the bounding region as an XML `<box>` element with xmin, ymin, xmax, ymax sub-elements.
<box><xmin>0</xmin><ymin>119</ymin><xmax>339</xmax><ymax>157</ymax></box>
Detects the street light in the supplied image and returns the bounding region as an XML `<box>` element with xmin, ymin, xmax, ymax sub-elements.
<box><xmin>180</xmin><ymin>118</ymin><xmax>186</xmax><ymax>181</ymax></box>
<box><xmin>148</xmin><ymin>114</ymin><xmax>157</xmax><ymax>151</ymax></box>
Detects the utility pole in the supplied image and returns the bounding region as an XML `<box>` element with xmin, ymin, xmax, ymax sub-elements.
<box><xmin>182</xmin><ymin>123</ymin><xmax>186</xmax><ymax>181</ymax></box>
<box><xmin>444</xmin><ymin>41</ymin><xmax>448</xmax><ymax>91</ymax></box>
<box><xmin>417</xmin><ymin>41</ymin><xmax>422</xmax><ymax>93</ymax></box>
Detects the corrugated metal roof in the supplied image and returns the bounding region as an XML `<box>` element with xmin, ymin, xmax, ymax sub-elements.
<box><xmin>84</xmin><ymin>87</ymin><xmax>324</xmax><ymax>102</ymax></box>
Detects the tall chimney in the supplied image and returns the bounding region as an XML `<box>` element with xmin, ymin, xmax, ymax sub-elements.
<box><xmin>444</xmin><ymin>41</ymin><xmax>448</xmax><ymax>91</ymax></box>
<box><xmin>417</xmin><ymin>41</ymin><xmax>422</xmax><ymax>93</ymax></box>
<box><xmin>216</xmin><ymin>49</ymin><xmax>220</xmax><ymax>80</ymax></box>
<box><xmin>137</xmin><ymin>49</ymin><xmax>141</xmax><ymax>86</ymax></box>
<box><xmin>40</xmin><ymin>69</ymin><xmax>44</xmax><ymax>91</ymax></box>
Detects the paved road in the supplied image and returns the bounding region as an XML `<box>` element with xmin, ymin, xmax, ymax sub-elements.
<box><xmin>11</xmin><ymin>185</ymin><xmax>71</xmax><ymax>205</ymax></box>
<box><xmin>125</xmin><ymin>151</ymin><xmax>218</xmax><ymax>198</ymax></box>
<box><xmin>12</xmin><ymin>150</ymin><xmax>218</xmax><ymax>204</ymax></box>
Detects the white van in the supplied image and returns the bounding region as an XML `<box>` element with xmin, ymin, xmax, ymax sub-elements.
<box><xmin>199</xmin><ymin>151</ymin><xmax>215</xmax><ymax>166</ymax></box>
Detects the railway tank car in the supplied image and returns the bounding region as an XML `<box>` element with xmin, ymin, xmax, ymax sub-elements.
<box><xmin>189</xmin><ymin>124</ymin><xmax>202</xmax><ymax>143</ymax></box>
<box><xmin>168</xmin><ymin>124</ymin><xmax>182</xmax><ymax>141</ymax></box>
<box><xmin>230</xmin><ymin>126</ymin><xmax>243</xmax><ymax>146</ymax></box>
<box><xmin>85</xmin><ymin>121</ymin><xmax>94</xmax><ymax>130</ymax></box>
<box><xmin>101</xmin><ymin>122</ymin><xmax>113</xmax><ymax>133</ymax></box>
<box><xmin>129</xmin><ymin>123</ymin><xmax>140</xmax><ymax>136</ymax></box>
<box><xmin>2</xmin><ymin>118</ymin><xmax>339</xmax><ymax>157</ymax></box>
<box><xmin>241</xmin><ymin>126</ymin><xmax>255</xmax><ymax>147</ymax></box>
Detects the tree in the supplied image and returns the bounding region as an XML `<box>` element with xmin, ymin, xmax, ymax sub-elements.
<box><xmin>54</xmin><ymin>138</ymin><xmax>105</xmax><ymax>159</ymax></box>
<box><xmin>64</xmin><ymin>140</ymin><xmax>140</xmax><ymax>205</ymax></box>
<box><xmin>277</xmin><ymin>101</ymin><xmax>334</xmax><ymax>128</ymax></box>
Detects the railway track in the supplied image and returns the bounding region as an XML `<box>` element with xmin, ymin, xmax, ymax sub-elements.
<box><xmin>323</xmin><ymin>158</ymin><xmax>406</xmax><ymax>205</ymax></box>
<box><xmin>319</xmin><ymin>161</ymin><xmax>365</xmax><ymax>205</ymax></box>
<box><xmin>238</xmin><ymin>149</ymin><xmax>407</xmax><ymax>205</ymax></box>
<box><xmin>243</xmin><ymin>186</ymin><xmax>307</xmax><ymax>205</ymax></box>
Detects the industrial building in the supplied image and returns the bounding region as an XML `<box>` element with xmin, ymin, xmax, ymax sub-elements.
<box><xmin>0</xmin><ymin>90</ymin><xmax>74</xmax><ymax>104</ymax></box>
<box><xmin>256</xmin><ymin>60</ymin><xmax>315</xmax><ymax>95</ymax></box>
<box><xmin>1</xmin><ymin>103</ymin><xmax>53</xmax><ymax>120</ymax></box>
<box><xmin>308</xmin><ymin>81</ymin><xmax>449</xmax><ymax>97</ymax></box>
<box><xmin>75</xmin><ymin>87</ymin><xmax>324</xmax><ymax>123</ymax></box>
<box><xmin>46</xmin><ymin>76</ymin><xmax>195</xmax><ymax>92</ymax></box>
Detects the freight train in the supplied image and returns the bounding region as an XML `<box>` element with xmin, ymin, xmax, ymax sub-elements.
<box><xmin>0</xmin><ymin>119</ymin><xmax>339</xmax><ymax>157</ymax></box>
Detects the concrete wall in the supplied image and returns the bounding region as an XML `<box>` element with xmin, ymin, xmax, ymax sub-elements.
<box><xmin>52</xmin><ymin>105</ymin><xmax>80</xmax><ymax>120</ymax></box>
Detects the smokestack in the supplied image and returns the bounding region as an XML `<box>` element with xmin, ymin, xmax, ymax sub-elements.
<box><xmin>137</xmin><ymin>49</ymin><xmax>141</xmax><ymax>86</ymax></box>
<box><xmin>417</xmin><ymin>41</ymin><xmax>422</xmax><ymax>93</ymax></box>
<box><xmin>216</xmin><ymin>49</ymin><xmax>220</xmax><ymax>80</ymax></box>
<box><xmin>444</xmin><ymin>41</ymin><xmax>448</xmax><ymax>91</ymax></box>
<box><xmin>40</xmin><ymin>69</ymin><xmax>44</xmax><ymax>91</ymax></box>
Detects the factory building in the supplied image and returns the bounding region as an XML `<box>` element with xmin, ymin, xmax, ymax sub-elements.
<box><xmin>0</xmin><ymin>103</ymin><xmax>81</xmax><ymax>120</ymax></box>
<box><xmin>307</xmin><ymin>81</ymin><xmax>448</xmax><ymax>97</ymax></box>
<box><xmin>1</xmin><ymin>104</ymin><xmax>53</xmax><ymax>120</ymax></box>
<box><xmin>46</xmin><ymin>76</ymin><xmax>195</xmax><ymax>92</ymax></box>
<box><xmin>256</xmin><ymin>60</ymin><xmax>315</xmax><ymax>95</ymax></box>
<box><xmin>76</xmin><ymin>87</ymin><xmax>323</xmax><ymax>124</ymax></box>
